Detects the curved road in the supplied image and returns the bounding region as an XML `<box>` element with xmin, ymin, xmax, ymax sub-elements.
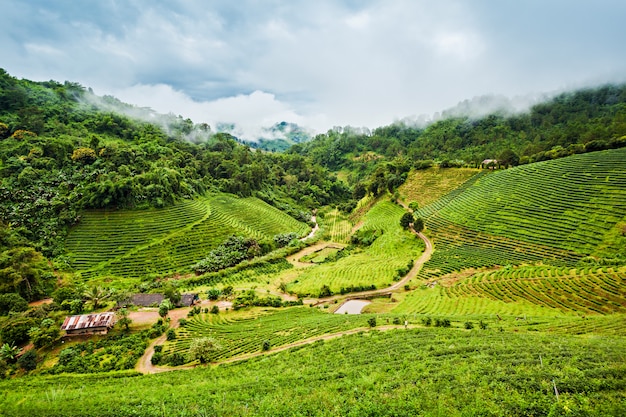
<box><xmin>308</xmin><ymin>230</ymin><xmax>433</xmax><ymax>305</ymax></box>
<box><xmin>137</xmin><ymin>227</ymin><xmax>434</xmax><ymax>374</ymax></box>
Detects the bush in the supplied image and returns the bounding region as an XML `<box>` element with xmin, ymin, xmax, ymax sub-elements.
<box><xmin>434</xmin><ymin>318</ymin><xmax>451</xmax><ymax>328</ymax></box>
<box><xmin>464</xmin><ymin>321</ymin><xmax>474</xmax><ymax>330</ymax></box>
<box><xmin>210</xmin><ymin>305</ymin><xmax>219</xmax><ymax>314</ymax></box>
<box><xmin>422</xmin><ymin>317</ymin><xmax>432</xmax><ymax>326</ymax></box>
<box><xmin>262</xmin><ymin>340</ymin><xmax>271</xmax><ymax>351</ymax></box>
<box><xmin>0</xmin><ymin>293</ymin><xmax>28</xmax><ymax>315</ymax></box>
<box><xmin>392</xmin><ymin>317</ymin><xmax>401</xmax><ymax>325</ymax></box>
<box><xmin>367</xmin><ymin>317</ymin><xmax>377</xmax><ymax>328</ymax></box>
<box><xmin>166</xmin><ymin>329</ymin><xmax>176</xmax><ymax>341</ymax></box>
<box><xmin>153</xmin><ymin>345</ymin><xmax>163</xmax><ymax>353</ymax></box>
<box><xmin>479</xmin><ymin>320</ymin><xmax>488</xmax><ymax>330</ymax></box>
<box><xmin>151</xmin><ymin>352</ymin><xmax>162</xmax><ymax>365</ymax></box>
<box><xmin>0</xmin><ymin>317</ymin><xmax>36</xmax><ymax>345</ymax></box>
<box><xmin>167</xmin><ymin>352</ymin><xmax>186</xmax><ymax>366</ymax></box>
<box><xmin>206</xmin><ymin>288</ymin><xmax>222</xmax><ymax>300</ymax></box>
<box><xmin>17</xmin><ymin>350</ymin><xmax>37</xmax><ymax>371</ymax></box>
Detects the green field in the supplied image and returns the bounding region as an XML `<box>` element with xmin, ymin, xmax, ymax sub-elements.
<box><xmin>286</xmin><ymin>201</ymin><xmax>423</xmax><ymax>296</ymax></box>
<box><xmin>2</xmin><ymin>327</ymin><xmax>625</xmax><ymax>416</ymax></box>
<box><xmin>163</xmin><ymin>307</ymin><xmax>372</xmax><ymax>363</ymax></box>
<box><xmin>64</xmin><ymin>194</ymin><xmax>310</xmax><ymax>280</ymax></box>
<box><xmin>436</xmin><ymin>148</ymin><xmax>626</xmax><ymax>256</ymax></box>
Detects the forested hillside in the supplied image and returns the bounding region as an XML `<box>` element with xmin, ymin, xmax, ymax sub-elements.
<box><xmin>294</xmin><ymin>85</ymin><xmax>626</xmax><ymax>176</ymax></box>
<box><xmin>0</xmin><ymin>69</ymin><xmax>349</xmax><ymax>259</ymax></box>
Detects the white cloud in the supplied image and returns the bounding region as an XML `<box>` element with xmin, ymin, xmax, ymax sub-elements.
<box><xmin>2</xmin><ymin>0</ymin><xmax>626</xmax><ymax>135</ymax></box>
<box><xmin>107</xmin><ymin>83</ymin><xmax>328</xmax><ymax>140</ymax></box>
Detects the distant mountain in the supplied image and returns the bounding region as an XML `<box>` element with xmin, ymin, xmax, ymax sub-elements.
<box><xmin>216</xmin><ymin>121</ymin><xmax>313</xmax><ymax>152</ymax></box>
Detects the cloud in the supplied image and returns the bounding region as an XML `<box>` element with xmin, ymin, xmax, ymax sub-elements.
<box><xmin>107</xmin><ymin>83</ymin><xmax>327</xmax><ymax>141</ymax></box>
<box><xmin>2</xmin><ymin>0</ymin><xmax>626</xmax><ymax>135</ymax></box>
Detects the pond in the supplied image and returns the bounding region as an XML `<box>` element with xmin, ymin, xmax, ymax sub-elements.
<box><xmin>334</xmin><ymin>300</ymin><xmax>371</xmax><ymax>314</ymax></box>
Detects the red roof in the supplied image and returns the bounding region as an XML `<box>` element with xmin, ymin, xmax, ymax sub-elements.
<box><xmin>61</xmin><ymin>312</ymin><xmax>116</xmax><ymax>331</ymax></box>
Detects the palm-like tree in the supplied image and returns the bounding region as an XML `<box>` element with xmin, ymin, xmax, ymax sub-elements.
<box><xmin>83</xmin><ymin>286</ymin><xmax>110</xmax><ymax>311</ymax></box>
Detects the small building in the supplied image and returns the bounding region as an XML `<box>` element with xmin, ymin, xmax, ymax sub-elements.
<box><xmin>180</xmin><ymin>293</ymin><xmax>200</xmax><ymax>307</ymax></box>
<box><xmin>118</xmin><ymin>293</ymin><xmax>199</xmax><ymax>308</ymax></box>
<box><xmin>481</xmin><ymin>159</ymin><xmax>498</xmax><ymax>169</ymax></box>
<box><xmin>61</xmin><ymin>312</ymin><xmax>116</xmax><ymax>336</ymax></box>
<box><xmin>129</xmin><ymin>293</ymin><xmax>165</xmax><ymax>307</ymax></box>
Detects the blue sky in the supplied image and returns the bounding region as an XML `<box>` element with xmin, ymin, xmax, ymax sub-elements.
<box><xmin>3</xmin><ymin>0</ymin><xmax>626</xmax><ymax>137</ymax></box>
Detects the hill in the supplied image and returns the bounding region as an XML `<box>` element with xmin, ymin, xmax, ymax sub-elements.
<box><xmin>64</xmin><ymin>194</ymin><xmax>310</xmax><ymax>281</ymax></box>
<box><xmin>2</xmin><ymin>70</ymin><xmax>626</xmax><ymax>416</ymax></box>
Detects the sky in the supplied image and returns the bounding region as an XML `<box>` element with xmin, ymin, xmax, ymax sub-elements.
<box><xmin>3</xmin><ymin>0</ymin><xmax>626</xmax><ymax>139</ymax></box>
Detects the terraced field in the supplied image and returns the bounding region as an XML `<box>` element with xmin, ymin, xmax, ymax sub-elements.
<box><xmin>286</xmin><ymin>201</ymin><xmax>423</xmax><ymax>296</ymax></box>
<box><xmin>320</xmin><ymin>208</ymin><xmax>353</xmax><ymax>243</ymax></box>
<box><xmin>398</xmin><ymin>166</ymin><xmax>480</xmax><ymax>207</ymax></box>
<box><xmin>64</xmin><ymin>194</ymin><xmax>309</xmax><ymax>280</ymax></box>
<box><xmin>6</xmin><ymin>326</ymin><xmax>626</xmax><ymax>416</ymax></box>
<box><xmin>437</xmin><ymin>148</ymin><xmax>626</xmax><ymax>255</ymax></box>
<box><xmin>396</xmin><ymin>264</ymin><xmax>626</xmax><ymax>318</ymax></box>
<box><xmin>163</xmin><ymin>307</ymin><xmax>371</xmax><ymax>362</ymax></box>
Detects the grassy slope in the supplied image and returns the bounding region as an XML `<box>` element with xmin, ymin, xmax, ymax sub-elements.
<box><xmin>398</xmin><ymin>166</ymin><xmax>480</xmax><ymax>207</ymax></box>
<box><xmin>437</xmin><ymin>148</ymin><xmax>626</xmax><ymax>256</ymax></box>
<box><xmin>286</xmin><ymin>201</ymin><xmax>422</xmax><ymax>296</ymax></box>
<box><xmin>2</xmin><ymin>328</ymin><xmax>624</xmax><ymax>416</ymax></box>
<box><xmin>64</xmin><ymin>194</ymin><xmax>309</xmax><ymax>281</ymax></box>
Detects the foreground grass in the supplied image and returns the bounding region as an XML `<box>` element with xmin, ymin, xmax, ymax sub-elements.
<box><xmin>2</xmin><ymin>328</ymin><xmax>624</xmax><ymax>416</ymax></box>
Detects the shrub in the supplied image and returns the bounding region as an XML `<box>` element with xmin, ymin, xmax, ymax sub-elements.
<box><xmin>17</xmin><ymin>350</ymin><xmax>37</xmax><ymax>371</ymax></box>
<box><xmin>464</xmin><ymin>321</ymin><xmax>474</xmax><ymax>330</ymax></box>
<box><xmin>0</xmin><ymin>293</ymin><xmax>28</xmax><ymax>315</ymax></box>
<box><xmin>151</xmin><ymin>352</ymin><xmax>162</xmax><ymax>365</ymax></box>
<box><xmin>434</xmin><ymin>318</ymin><xmax>451</xmax><ymax>328</ymax></box>
<box><xmin>422</xmin><ymin>317</ymin><xmax>432</xmax><ymax>326</ymax></box>
<box><xmin>368</xmin><ymin>317</ymin><xmax>377</xmax><ymax>328</ymax></box>
<box><xmin>479</xmin><ymin>320</ymin><xmax>488</xmax><ymax>330</ymax></box>
<box><xmin>153</xmin><ymin>345</ymin><xmax>163</xmax><ymax>353</ymax></box>
<box><xmin>210</xmin><ymin>305</ymin><xmax>219</xmax><ymax>314</ymax></box>
<box><xmin>178</xmin><ymin>318</ymin><xmax>187</xmax><ymax>327</ymax></box>
<box><xmin>0</xmin><ymin>317</ymin><xmax>35</xmax><ymax>345</ymax></box>
<box><xmin>262</xmin><ymin>340</ymin><xmax>271</xmax><ymax>351</ymax></box>
<box><xmin>166</xmin><ymin>329</ymin><xmax>176</xmax><ymax>341</ymax></box>
<box><xmin>188</xmin><ymin>337</ymin><xmax>220</xmax><ymax>364</ymax></box>
<box><xmin>392</xmin><ymin>317</ymin><xmax>401</xmax><ymax>325</ymax></box>
<box><xmin>167</xmin><ymin>352</ymin><xmax>186</xmax><ymax>366</ymax></box>
<box><xmin>207</xmin><ymin>288</ymin><xmax>222</xmax><ymax>300</ymax></box>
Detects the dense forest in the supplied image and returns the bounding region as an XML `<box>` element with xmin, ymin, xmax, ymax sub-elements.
<box><xmin>293</xmin><ymin>85</ymin><xmax>626</xmax><ymax>181</ymax></box>
<box><xmin>0</xmin><ymin>69</ymin><xmax>349</xmax><ymax>262</ymax></box>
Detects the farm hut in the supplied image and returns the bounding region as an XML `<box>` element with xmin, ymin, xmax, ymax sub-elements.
<box><xmin>119</xmin><ymin>293</ymin><xmax>199</xmax><ymax>308</ymax></box>
<box><xmin>129</xmin><ymin>293</ymin><xmax>165</xmax><ymax>307</ymax></box>
<box><xmin>481</xmin><ymin>159</ymin><xmax>498</xmax><ymax>169</ymax></box>
<box><xmin>180</xmin><ymin>293</ymin><xmax>200</xmax><ymax>307</ymax></box>
<box><xmin>61</xmin><ymin>312</ymin><xmax>116</xmax><ymax>336</ymax></box>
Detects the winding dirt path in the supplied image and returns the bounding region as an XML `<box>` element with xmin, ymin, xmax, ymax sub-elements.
<box><xmin>136</xmin><ymin>216</ymin><xmax>434</xmax><ymax>374</ymax></box>
<box><xmin>308</xmin><ymin>230</ymin><xmax>433</xmax><ymax>305</ymax></box>
<box><xmin>140</xmin><ymin>324</ymin><xmax>418</xmax><ymax>374</ymax></box>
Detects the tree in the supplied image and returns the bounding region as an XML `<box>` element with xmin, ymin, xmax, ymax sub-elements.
<box><xmin>83</xmin><ymin>286</ymin><xmax>110</xmax><ymax>311</ymax></box>
<box><xmin>498</xmin><ymin>149</ymin><xmax>519</xmax><ymax>167</ymax></box>
<box><xmin>17</xmin><ymin>349</ymin><xmax>37</xmax><ymax>371</ymax></box>
<box><xmin>162</xmin><ymin>284</ymin><xmax>181</xmax><ymax>306</ymax></box>
<box><xmin>188</xmin><ymin>337</ymin><xmax>221</xmax><ymax>364</ymax></box>
<box><xmin>413</xmin><ymin>217</ymin><xmax>424</xmax><ymax>233</ymax></box>
<box><xmin>158</xmin><ymin>299</ymin><xmax>173</xmax><ymax>318</ymax></box>
<box><xmin>71</xmin><ymin>147</ymin><xmax>97</xmax><ymax>164</ymax></box>
<box><xmin>117</xmin><ymin>308</ymin><xmax>132</xmax><ymax>331</ymax></box>
<box><xmin>408</xmin><ymin>201</ymin><xmax>420</xmax><ymax>212</ymax></box>
<box><xmin>0</xmin><ymin>293</ymin><xmax>28</xmax><ymax>315</ymax></box>
<box><xmin>400</xmin><ymin>212</ymin><xmax>414</xmax><ymax>229</ymax></box>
